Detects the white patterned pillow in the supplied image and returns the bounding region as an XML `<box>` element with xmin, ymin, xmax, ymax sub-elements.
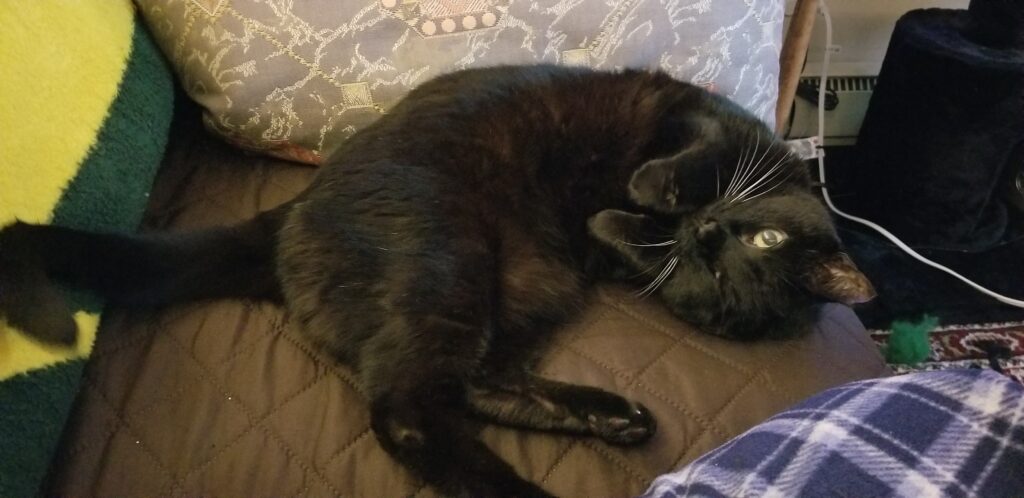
<box><xmin>137</xmin><ymin>0</ymin><xmax>783</xmax><ymax>165</ymax></box>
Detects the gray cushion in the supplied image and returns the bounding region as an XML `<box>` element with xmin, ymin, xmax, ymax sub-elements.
<box><xmin>136</xmin><ymin>0</ymin><xmax>783</xmax><ymax>164</ymax></box>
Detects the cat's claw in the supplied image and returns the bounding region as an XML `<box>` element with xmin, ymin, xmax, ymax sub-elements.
<box><xmin>586</xmin><ymin>402</ymin><xmax>656</xmax><ymax>446</ymax></box>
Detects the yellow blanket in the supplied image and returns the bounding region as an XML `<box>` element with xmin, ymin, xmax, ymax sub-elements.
<box><xmin>0</xmin><ymin>2</ymin><xmax>174</xmax><ymax>496</ymax></box>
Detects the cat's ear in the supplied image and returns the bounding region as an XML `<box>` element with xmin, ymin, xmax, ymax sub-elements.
<box><xmin>628</xmin><ymin>117</ymin><xmax>721</xmax><ymax>213</ymax></box>
<box><xmin>801</xmin><ymin>252</ymin><xmax>876</xmax><ymax>305</ymax></box>
<box><xmin>628</xmin><ymin>151</ymin><xmax>685</xmax><ymax>212</ymax></box>
<box><xmin>587</xmin><ymin>209</ymin><xmax>654</xmax><ymax>265</ymax></box>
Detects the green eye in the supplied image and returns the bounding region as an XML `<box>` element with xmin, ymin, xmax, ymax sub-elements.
<box><xmin>750</xmin><ymin>229</ymin><xmax>787</xmax><ymax>249</ymax></box>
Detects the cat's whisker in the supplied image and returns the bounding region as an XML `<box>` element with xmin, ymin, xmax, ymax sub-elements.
<box><xmin>726</xmin><ymin>133</ymin><xmax>761</xmax><ymax>198</ymax></box>
<box><xmin>654</xmin><ymin>256</ymin><xmax>681</xmax><ymax>292</ymax></box>
<box><xmin>636</xmin><ymin>256</ymin><xmax>679</xmax><ymax>298</ymax></box>
<box><xmin>738</xmin><ymin>179</ymin><xmax>785</xmax><ymax>204</ymax></box>
<box><xmin>733</xmin><ymin>149</ymin><xmax>792</xmax><ymax>202</ymax></box>
<box><xmin>635</xmin><ymin>269</ymin><xmax>667</xmax><ymax>293</ymax></box>
<box><xmin>737</xmin><ymin>136</ymin><xmax>775</xmax><ymax>194</ymax></box>
<box><xmin>631</xmin><ymin>250</ymin><xmax>676</xmax><ymax>279</ymax></box>
<box><xmin>723</xmin><ymin>144</ymin><xmax>749</xmax><ymax>197</ymax></box>
<box><xmin>716</xmin><ymin>162</ymin><xmax>721</xmax><ymax>198</ymax></box>
<box><xmin>728</xmin><ymin>136</ymin><xmax>760</xmax><ymax>198</ymax></box>
<box><xmin>736</xmin><ymin>147</ymin><xmax>793</xmax><ymax>200</ymax></box>
<box><xmin>632</xmin><ymin>250</ymin><xmax>677</xmax><ymax>279</ymax></box>
<box><xmin>619</xmin><ymin>239</ymin><xmax>678</xmax><ymax>247</ymax></box>
<box><xmin>739</xmin><ymin>169</ymin><xmax>798</xmax><ymax>204</ymax></box>
<box><xmin>727</xmin><ymin>135</ymin><xmax>768</xmax><ymax>201</ymax></box>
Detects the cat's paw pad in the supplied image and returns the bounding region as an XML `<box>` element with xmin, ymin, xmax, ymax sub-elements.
<box><xmin>585</xmin><ymin>401</ymin><xmax>656</xmax><ymax>446</ymax></box>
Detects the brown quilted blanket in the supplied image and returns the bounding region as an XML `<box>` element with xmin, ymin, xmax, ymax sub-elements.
<box><xmin>45</xmin><ymin>116</ymin><xmax>890</xmax><ymax>497</ymax></box>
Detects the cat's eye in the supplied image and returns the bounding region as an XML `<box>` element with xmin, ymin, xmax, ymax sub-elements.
<box><xmin>747</xmin><ymin>229</ymin><xmax>788</xmax><ymax>249</ymax></box>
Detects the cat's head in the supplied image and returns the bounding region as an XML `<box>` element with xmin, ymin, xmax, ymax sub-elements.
<box><xmin>589</xmin><ymin>130</ymin><xmax>875</xmax><ymax>340</ymax></box>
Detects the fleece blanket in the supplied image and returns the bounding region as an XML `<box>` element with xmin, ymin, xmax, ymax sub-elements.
<box><xmin>641</xmin><ymin>369</ymin><xmax>1024</xmax><ymax>497</ymax></box>
<box><xmin>0</xmin><ymin>2</ymin><xmax>173</xmax><ymax>496</ymax></box>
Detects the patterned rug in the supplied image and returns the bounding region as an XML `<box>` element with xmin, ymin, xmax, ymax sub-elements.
<box><xmin>871</xmin><ymin>321</ymin><xmax>1024</xmax><ymax>384</ymax></box>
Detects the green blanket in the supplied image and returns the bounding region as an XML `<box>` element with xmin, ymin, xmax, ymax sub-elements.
<box><xmin>0</xmin><ymin>2</ymin><xmax>174</xmax><ymax>496</ymax></box>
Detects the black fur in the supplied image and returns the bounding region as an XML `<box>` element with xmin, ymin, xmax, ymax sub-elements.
<box><xmin>0</xmin><ymin>66</ymin><xmax>873</xmax><ymax>497</ymax></box>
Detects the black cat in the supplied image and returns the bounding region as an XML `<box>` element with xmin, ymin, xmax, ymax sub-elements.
<box><xmin>0</xmin><ymin>65</ymin><xmax>874</xmax><ymax>497</ymax></box>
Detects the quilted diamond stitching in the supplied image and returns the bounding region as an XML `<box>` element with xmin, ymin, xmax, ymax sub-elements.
<box><xmin>181</xmin><ymin>372</ymin><xmax>328</xmax><ymax>482</ymax></box>
<box><xmin>78</xmin><ymin>380</ymin><xmax>188</xmax><ymax>495</ymax></box>
<box><xmin>757</xmin><ymin>342</ymin><xmax>800</xmax><ymax>405</ymax></box>
<box><xmin>632</xmin><ymin>339</ymin><xmax>682</xmax><ymax>380</ymax></box>
<box><xmin>254</xmin><ymin>424</ymin><xmax>344</xmax><ymax>497</ymax></box>
<box><xmin>670</xmin><ymin>370</ymin><xmax>768</xmax><ymax>467</ymax></box>
<box><xmin>55</xmin><ymin>376</ymin><xmax>127</xmax><ymax>463</ymax></box>
<box><xmin>633</xmin><ymin>379</ymin><xmax>729</xmax><ymax>440</ymax></box>
<box><xmin>209</xmin><ymin>316</ymin><xmax>273</xmax><ymax>365</ymax></box>
<box><xmin>559</xmin><ymin>342</ymin><xmax>728</xmax><ymax>440</ymax></box>
<box><xmin>56</xmin><ymin>314</ymin><xmax>201</xmax><ymax>468</ymax></box>
<box><xmin>215</xmin><ymin>330</ymin><xmax>322</xmax><ymax>418</ymax></box>
<box><xmin>602</xmin><ymin>294</ymin><xmax>755</xmax><ymax>377</ymax></box>
<box><xmin>579</xmin><ymin>439</ymin><xmax>651</xmax><ymax>485</ymax></box>
<box><xmin>277</xmin><ymin>325</ymin><xmax>367</xmax><ymax>397</ymax></box>
<box><xmin>560</xmin><ymin>342</ymin><xmax>636</xmax><ymax>383</ymax></box>
<box><xmin>323</xmin><ymin>428</ymin><xmax>373</xmax><ymax>467</ymax></box>
<box><xmin>265</xmin><ymin>373</ymin><xmax>370</xmax><ymax>473</ymax></box>
<box><xmin>540</xmin><ymin>440</ymin><xmax>579</xmax><ymax>484</ymax></box>
<box><xmin>160</xmin><ymin>331</ymin><xmax>343</xmax><ymax>496</ymax></box>
<box><xmin>87</xmin><ymin>310</ymin><xmax>166</xmax><ymax>360</ymax></box>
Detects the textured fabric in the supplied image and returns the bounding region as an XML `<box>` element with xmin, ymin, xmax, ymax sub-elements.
<box><xmin>135</xmin><ymin>0</ymin><xmax>783</xmax><ymax>164</ymax></box>
<box><xmin>0</xmin><ymin>6</ymin><xmax>174</xmax><ymax>497</ymax></box>
<box><xmin>0</xmin><ymin>0</ymin><xmax>135</xmax><ymax>227</ymax></box>
<box><xmin>0</xmin><ymin>6</ymin><xmax>173</xmax><ymax>379</ymax></box>
<box><xmin>641</xmin><ymin>369</ymin><xmax>1024</xmax><ymax>498</ymax></box>
<box><xmin>45</xmin><ymin>119</ymin><xmax>891</xmax><ymax>497</ymax></box>
<box><xmin>841</xmin><ymin>9</ymin><xmax>1024</xmax><ymax>251</ymax></box>
<box><xmin>872</xmin><ymin>321</ymin><xmax>1024</xmax><ymax>384</ymax></box>
<box><xmin>0</xmin><ymin>361</ymin><xmax>85</xmax><ymax>498</ymax></box>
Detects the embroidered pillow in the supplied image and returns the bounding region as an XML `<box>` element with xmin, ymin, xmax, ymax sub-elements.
<box><xmin>136</xmin><ymin>0</ymin><xmax>783</xmax><ymax>164</ymax></box>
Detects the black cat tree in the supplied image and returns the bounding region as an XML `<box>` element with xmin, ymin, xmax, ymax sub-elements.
<box><xmin>838</xmin><ymin>0</ymin><xmax>1024</xmax><ymax>252</ymax></box>
<box><xmin>831</xmin><ymin>0</ymin><xmax>1024</xmax><ymax>327</ymax></box>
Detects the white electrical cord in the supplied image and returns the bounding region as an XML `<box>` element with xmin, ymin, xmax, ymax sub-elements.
<box><xmin>814</xmin><ymin>0</ymin><xmax>1024</xmax><ymax>308</ymax></box>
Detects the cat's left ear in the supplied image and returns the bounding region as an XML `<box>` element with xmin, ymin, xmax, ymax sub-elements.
<box><xmin>801</xmin><ymin>252</ymin><xmax>876</xmax><ymax>305</ymax></box>
<box><xmin>587</xmin><ymin>209</ymin><xmax>654</xmax><ymax>266</ymax></box>
<box><xmin>628</xmin><ymin>117</ymin><xmax>721</xmax><ymax>213</ymax></box>
<box><xmin>628</xmin><ymin>150</ymin><xmax>686</xmax><ymax>212</ymax></box>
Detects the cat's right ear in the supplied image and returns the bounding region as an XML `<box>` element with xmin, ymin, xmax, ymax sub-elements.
<box><xmin>587</xmin><ymin>209</ymin><xmax>654</xmax><ymax>266</ymax></box>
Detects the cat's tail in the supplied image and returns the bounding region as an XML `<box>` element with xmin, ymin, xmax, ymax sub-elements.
<box><xmin>0</xmin><ymin>207</ymin><xmax>286</xmax><ymax>345</ymax></box>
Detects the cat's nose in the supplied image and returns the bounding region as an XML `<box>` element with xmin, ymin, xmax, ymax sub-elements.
<box><xmin>695</xmin><ymin>219</ymin><xmax>725</xmax><ymax>249</ymax></box>
<box><xmin>696</xmin><ymin>220</ymin><xmax>720</xmax><ymax>240</ymax></box>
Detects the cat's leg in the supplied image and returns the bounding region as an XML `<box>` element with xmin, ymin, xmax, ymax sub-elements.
<box><xmin>360</xmin><ymin>314</ymin><xmax>555</xmax><ymax>498</ymax></box>
<box><xmin>467</xmin><ymin>374</ymin><xmax>656</xmax><ymax>446</ymax></box>
<box><xmin>473</xmin><ymin>244</ymin><xmax>656</xmax><ymax>445</ymax></box>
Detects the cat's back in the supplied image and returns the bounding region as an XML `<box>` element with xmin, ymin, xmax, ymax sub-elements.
<box><xmin>328</xmin><ymin>66</ymin><xmax>698</xmax><ymax>161</ymax></box>
<box><xmin>311</xmin><ymin>65</ymin><xmax>714</xmax><ymax>205</ymax></box>
<box><xmin>291</xmin><ymin>65</ymin><xmax>725</xmax><ymax>254</ymax></box>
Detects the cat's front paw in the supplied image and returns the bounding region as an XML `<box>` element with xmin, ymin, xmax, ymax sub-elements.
<box><xmin>585</xmin><ymin>400</ymin><xmax>656</xmax><ymax>445</ymax></box>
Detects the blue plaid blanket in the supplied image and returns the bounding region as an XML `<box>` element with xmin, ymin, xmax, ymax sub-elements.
<box><xmin>641</xmin><ymin>369</ymin><xmax>1024</xmax><ymax>497</ymax></box>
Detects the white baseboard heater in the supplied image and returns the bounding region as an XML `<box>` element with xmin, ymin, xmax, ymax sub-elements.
<box><xmin>786</xmin><ymin>75</ymin><xmax>878</xmax><ymax>145</ymax></box>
